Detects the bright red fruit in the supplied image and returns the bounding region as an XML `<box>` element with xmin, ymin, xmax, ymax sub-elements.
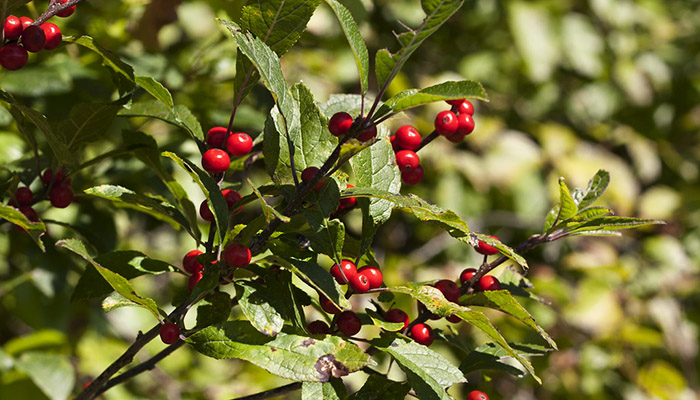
<box><xmin>223</xmin><ymin>243</ymin><xmax>251</xmax><ymax>268</ymax></box>
<box><xmin>4</xmin><ymin>16</ymin><xmax>23</xmax><ymax>40</ymax></box>
<box><xmin>19</xmin><ymin>17</ymin><xmax>33</xmax><ymax>29</ymax></box>
<box><xmin>328</xmin><ymin>112</ymin><xmax>353</xmax><ymax>136</ymax></box>
<box><xmin>348</xmin><ymin>273</ymin><xmax>370</xmax><ymax>293</ymax></box>
<box><xmin>476</xmin><ymin>235</ymin><xmax>499</xmax><ymax>255</ymax></box>
<box><xmin>182</xmin><ymin>249</ymin><xmax>204</xmax><ymax>274</ymax></box>
<box><xmin>307</xmin><ymin>320</ymin><xmax>330</xmax><ymax>335</ymax></box>
<box><xmin>384</xmin><ymin>308</ymin><xmax>409</xmax><ymax>330</ymax></box>
<box><xmin>478</xmin><ymin>275</ymin><xmax>501</xmax><ymax>291</ymax></box>
<box><xmin>226</xmin><ymin>132</ymin><xmax>253</xmax><ymax>156</ymax></box>
<box><xmin>57</xmin><ymin>0</ymin><xmax>76</xmax><ymax>17</ymax></box>
<box><xmin>434</xmin><ymin>279</ymin><xmax>460</xmax><ymax>303</ymax></box>
<box><xmin>357</xmin><ymin>124</ymin><xmax>377</xmax><ymax>142</ymax></box>
<box><xmin>330</xmin><ymin>259</ymin><xmax>357</xmax><ymax>284</ymax></box>
<box><xmin>459</xmin><ymin>268</ymin><xmax>477</xmax><ymax>285</ymax></box>
<box><xmin>188</xmin><ymin>270</ymin><xmax>203</xmax><ymax>291</ymax></box>
<box><xmin>395</xmin><ymin>125</ymin><xmax>422</xmax><ymax>150</ymax></box>
<box><xmin>401</xmin><ymin>165</ymin><xmax>424</xmax><ymax>185</ymax></box>
<box><xmin>159</xmin><ymin>323</ymin><xmax>180</xmax><ymax>344</ymax></box>
<box><xmin>15</xmin><ymin>187</ymin><xmax>33</xmax><ymax>205</ymax></box>
<box><xmin>358</xmin><ymin>266</ymin><xmax>382</xmax><ymax>289</ymax></box>
<box><xmin>319</xmin><ymin>295</ymin><xmax>340</xmax><ymax>314</ymax></box>
<box><xmin>467</xmin><ymin>390</ymin><xmax>489</xmax><ymax>400</ymax></box>
<box><xmin>301</xmin><ymin>166</ymin><xmax>325</xmax><ymax>190</ymax></box>
<box><xmin>390</xmin><ymin>135</ymin><xmax>400</xmax><ymax>151</ymax></box>
<box><xmin>410</xmin><ymin>323</ymin><xmax>434</xmax><ymax>346</ymax></box>
<box><xmin>339</xmin><ymin>184</ymin><xmax>356</xmax><ymax>209</ymax></box>
<box><xmin>336</xmin><ymin>311</ymin><xmax>361</xmax><ymax>336</ymax></box>
<box><xmin>21</xmin><ymin>25</ymin><xmax>46</xmax><ymax>53</ymax></box>
<box><xmin>222</xmin><ymin>188</ymin><xmax>243</xmax><ymax>213</ymax></box>
<box><xmin>199</xmin><ymin>200</ymin><xmax>214</xmax><ymax>221</ymax></box>
<box><xmin>206</xmin><ymin>126</ymin><xmax>228</xmax><ymax>147</ymax></box>
<box><xmin>201</xmin><ymin>148</ymin><xmax>230</xmax><ymax>174</ymax></box>
<box><xmin>395</xmin><ymin>150</ymin><xmax>420</xmax><ymax>172</ymax></box>
<box><xmin>0</xmin><ymin>44</ymin><xmax>28</xmax><ymax>71</ymax></box>
<box><xmin>457</xmin><ymin>100</ymin><xmax>475</xmax><ymax>116</ymax></box>
<box><xmin>49</xmin><ymin>184</ymin><xmax>73</xmax><ymax>208</ymax></box>
<box><xmin>41</xmin><ymin>23</ymin><xmax>61</xmax><ymax>50</ymax></box>
<box><xmin>434</xmin><ymin>110</ymin><xmax>458</xmax><ymax>136</ymax></box>
<box><xmin>456</xmin><ymin>113</ymin><xmax>475</xmax><ymax>136</ymax></box>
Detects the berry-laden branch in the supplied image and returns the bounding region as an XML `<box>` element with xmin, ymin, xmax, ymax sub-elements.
<box><xmin>33</xmin><ymin>0</ymin><xmax>88</xmax><ymax>25</ymax></box>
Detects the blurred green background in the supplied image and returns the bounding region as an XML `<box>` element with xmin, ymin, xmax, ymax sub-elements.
<box><xmin>1</xmin><ymin>0</ymin><xmax>698</xmax><ymax>399</ymax></box>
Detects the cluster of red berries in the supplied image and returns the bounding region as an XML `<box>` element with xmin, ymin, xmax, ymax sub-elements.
<box><xmin>327</xmin><ymin>112</ymin><xmax>376</xmax><ymax>142</ymax></box>
<box><xmin>10</xmin><ymin>167</ymin><xmax>74</xmax><ymax>229</ymax></box>
<box><xmin>1</xmin><ymin>0</ymin><xmax>75</xmax><ymax>71</ymax></box>
<box><xmin>181</xmin><ymin>242</ymin><xmax>251</xmax><ymax>292</ymax></box>
<box><xmin>298</xmin><ymin>166</ymin><xmax>357</xmax><ymax>214</ymax></box>
<box><xmin>199</xmin><ymin>188</ymin><xmax>243</xmax><ymax>221</ymax></box>
<box><xmin>200</xmin><ymin>127</ymin><xmax>253</xmax><ymax>174</ymax></box>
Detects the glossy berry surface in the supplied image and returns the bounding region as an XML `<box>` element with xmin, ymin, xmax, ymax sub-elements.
<box><xmin>328</xmin><ymin>112</ymin><xmax>353</xmax><ymax>136</ymax></box>
<box><xmin>319</xmin><ymin>295</ymin><xmax>340</xmax><ymax>314</ymax></box>
<box><xmin>478</xmin><ymin>275</ymin><xmax>501</xmax><ymax>291</ymax></box>
<box><xmin>21</xmin><ymin>25</ymin><xmax>46</xmax><ymax>53</ymax></box>
<box><xmin>457</xmin><ymin>100</ymin><xmax>475</xmax><ymax>116</ymax></box>
<box><xmin>57</xmin><ymin>0</ymin><xmax>76</xmax><ymax>17</ymax></box>
<box><xmin>41</xmin><ymin>23</ymin><xmax>62</xmax><ymax>50</ymax></box>
<box><xmin>0</xmin><ymin>44</ymin><xmax>28</xmax><ymax>71</ymax></box>
<box><xmin>159</xmin><ymin>323</ymin><xmax>180</xmax><ymax>344</ymax></box>
<box><xmin>330</xmin><ymin>259</ymin><xmax>357</xmax><ymax>284</ymax></box>
<box><xmin>226</xmin><ymin>132</ymin><xmax>253</xmax><ymax>156</ymax></box>
<box><xmin>201</xmin><ymin>148</ymin><xmax>230</xmax><ymax>174</ymax></box>
<box><xmin>348</xmin><ymin>273</ymin><xmax>370</xmax><ymax>293</ymax></box>
<box><xmin>307</xmin><ymin>320</ymin><xmax>330</xmax><ymax>335</ymax></box>
<box><xmin>301</xmin><ymin>166</ymin><xmax>325</xmax><ymax>190</ymax></box>
<box><xmin>395</xmin><ymin>125</ymin><xmax>422</xmax><ymax>150</ymax></box>
<box><xmin>182</xmin><ymin>249</ymin><xmax>204</xmax><ymax>274</ymax></box>
<box><xmin>188</xmin><ymin>270</ymin><xmax>203</xmax><ymax>291</ymax></box>
<box><xmin>476</xmin><ymin>235</ymin><xmax>499</xmax><ymax>255</ymax></box>
<box><xmin>434</xmin><ymin>279</ymin><xmax>460</xmax><ymax>303</ymax></box>
<box><xmin>358</xmin><ymin>266</ymin><xmax>382</xmax><ymax>289</ymax></box>
<box><xmin>401</xmin><ymin>165</ymin><xmax>424</xmax><ymax>185</ymax></box>
<box><xmin>456</xmin><ymin>113</ymin><xmax>475</xmax><ymax>136</ymax></box>
<box><xmin>4</xmin><ymin>16</ymin><xmax>23</xmax><ymax>40</ymax></box>
<box><xmin>446</xmin><ymin>98</ymin><xmax>466</xmax><ymax>106</ymax></box>
<box><xmin>199</xmin><ymin>200</ymin><xmax>214</xmax><ymax>221</ymax></box>
<box><xmin>459</xmin><ymin>268</ymin><xmax>477</xmax><ymax>285</ymax></box>
<box><xmin>410</xmin><ymin>323</ymin><xmax>434</xmax><ymax>346</ymax></box>
<box><xmin>19</xmin><ymin>16</ymin><xmax>33</xmax><ymax>29</ymax></box>
<box><xmin>384</xmin><ymin>308</ymin><xmax>409</xmax><ymax>330</ymax></box>
<box><xmin>223</xmin><ymin>243</ymin><xmax>251</xmax><ymax>268</ymax></box>
<box><xmin>222</xmin><ymin>188</ymin><xmax>243</xmax><ymax>213</ymax></box>
<box><xmin>339</xmin><ymin>184</ymin><xmax>356</xmax><ymax>209</ymax></box>
<box><xmin>434</xmin><ymin>110</ymin><xmax>458</xmax><ymax>136</ymax></box>
<box><xmin>357</xmin><ymin>124</ymin><xmax>377</xmax><ymax>142</ymax></box>
<box><xmin>206</xmin><ymin>126</ymin><xmax>228</xmax><ymax>147</ymax></box>
<box><xmin>336</xmin><ymin>311</ymin><xmax>361</xmax><ymax>336</ymax></box>
<box><xmin>395</xmin><ymin>150</ymin><xmax>420</xmax><ymax>172</ymax></box>
<box><xmin>467</xmin><ymin>390</ymin><xmax>489</xmax><ymax>400</ymax></box>
<box><xmin>15</xmin><ymin>187</ymin><xmax>33</xmax><ymax>205</ymax></box>
<box><xmin>49</xmin><ymin>184</ymin><xmax>73</xmax><ymax>208</ymax></box>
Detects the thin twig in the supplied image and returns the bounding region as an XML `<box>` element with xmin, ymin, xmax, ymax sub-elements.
<box><xmin>33</xmin><ymin>0</ymin><xmax>88</xmax><ymax>25</ymax></box>
<box><xmin>231</xmin><ymin>382</ymin><xmax>302</xmax><ymax>400</ymax></box>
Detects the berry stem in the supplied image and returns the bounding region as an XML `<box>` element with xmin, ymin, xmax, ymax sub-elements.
<box><xmin>414</xmin><ymin>130</ymin><xmax>439</xmax><ymax>153</ymax></box>
<box><xmin>32</xmin><ymin>0</ymin><xmax>88</xmax><ymax>26</ymax></box>
<box><xmin>231</xmin><ymin>382</ymin><xmax>302</xmax><ymax>400</ymax></box>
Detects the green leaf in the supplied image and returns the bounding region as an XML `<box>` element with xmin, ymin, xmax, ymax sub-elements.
<box><xmin>572</xmin><ymin>169</ymin><xmax>610</xmax><ymax>209</ymax></box>
<box><xmin>374</xmin><ymin>0</ymin><xmax>464</xmax><ymax>93</ymax></box>
<box><xmin>459</xmin><ymin>343</ymin><xmax>527</xmax><ymax>377</ymax></box>
<box><xmin>347</xmin><ymin>375</ymin><xmax>411</xmax><ymax>400</ymax></box>
<box><xmin>6</xmin><ymin>0</ymin><xmax>32</xmax><ymax>14</ymax></box>
<box><xmin>187</xmin><ymin>321</ymin><xmax>373</xmax><ymax>382</ymax></box>
<box><xmin>556</xmin><ymin>177</ymin><xmax>578</xmax><ymax>222</ymax></box>
<box><xmin>460</xmin><ymin>290</ymin><xmax>557</xmax><ymax>349</ymax></box>
<box><xmin>248</xmin><ymin>179</ymin><xmax>290</xmax><ymax>224</ymax></box>
<box><xmin>0</xmin><ymin>204</ymin><xmax>46</xmax><ymax>251</ymax></box>
<box><xmin>101</xmin><ymin>292</ymin><xmax>140</xmax><ymax>313</ymax></box>
<box><xmin>237</xmin><ymin>281</ymin><xmax>285</xmax><ymax>337</ymax></box>
<box><xmin>261</xmin><ymin>267</ymin><xmax>309</xmax><ymax>330</ymax></box>
<box><xmin>7</xmin><ymin>102</ymin><xmax>73</xmax><ymax>167</ymax></box>
<box><xmin>302</xmin><ymin>381</ymin><xmax>345</xmax><ymax>400</ymax></box>
<box><xmin>135</xmin><ymin>76</ymin><xmax>174</xmax><ymax>108</ymax></box>
<box><xmin>14</xmin><ymin>352</ymin><xmax>74</xmax><ymax>400</ymax></box>
<box><xmin>324</xmin><ymin>0</ymin><xmax>369</xmax><ymax>96</ymax></box>
<box><xmin>569</xmin><ymin>206</ymin><xmax>613</xmax><ymax>222</ymax></box>
<box><xmin>196</xmin><ymin>292</ymin><xmax>233</xmax><ymax>328</ymax></box>
<box><xmin>58</xmin><ymin>99</ymin><xmax>125</xmax><ymax>151</ymax></box>
<box><xmin>365</xmin><ymin>309</ymin><xmax>404</xmax><ymax>332</ymax></box>
<box><xmin>64</xmin><ymin>35</ymin><xmax>135</xmax><ymax>93</ymax></box>
<box><xmin>566</xmin><ymin>216</ymin><xmax>664</xmax><ymax>234</ymax></box>
<box><xmin>372</xmin><ymin>336</ymin><xmax>464</xmax><ymax>400</ymax></box>
<box><xmin>119</xmin><ymin>101</ymin><xmax>204</xmax><ymax>141</ymax></box>
<box><xmin>378</xmin><ymin>80</ymin><xmax>488</xmax><ymax>118</ymax></box>
<box><xmin>302</xmin><ymin>181</ymin><xmax>345</xmax><ymax>263</ymax></box>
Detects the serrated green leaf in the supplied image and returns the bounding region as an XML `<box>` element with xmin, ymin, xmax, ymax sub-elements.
<box><xmin>459</xmin><ymin>344</ymin><xmax>525</xmax><ymax>377</ymax></box>
<box><xmin>58</xmin><ymin>239</ymin><xmax>161</xmax><ymax>320</ymax></box>
<box><xmin>187</xmin><ymin>321</ymin><xmax>372</xmax><ymax>382</ymax></box>
<box><xmin>573</xmin><ymin>169</ymin><xmax>610</xmax><ymax>209</ymax></box>
<box><xmin>248</xmin><ymin>179</ymin><xmax>290</xmax><ymax>224</ymax></box>
<box><xmin>373</xmin><ymin>336</ymin><xmax>464</xmax><ymax>400</ymax></box>
<box><xmin>569</xmin><ymin>206</ymin><xmax>613</xmax><ymax>222</ymax></box>
<box><xmin>64</xmin><ymin>35</ymin><xmax>135</xmax><ymax>93</ymax></box>
<box><xmin>566</xmin><ymin>216</ymin><xmax>664</xmax><ymax>234</ymax></box>
<box><xmin>324</xmin><ymin>0</ymin><xmax>369</xmax><ymax>96</ymax></box>
<box><xmin>14</xmin><ymin>352</ymin><xmax>74</xmax><ymax>400</ymax></box>
<box><xmin>135</xmin><ymin>76</ymin><xmax>174</xmax><ymax>108</ymax></box>
<box><xmin>119</xmin><ymin>101</ymin><xmax>204</xmax><ymax>141</ymax></box>
<box><xmin>101</xmin><ymin>292</ymin><xmax>140</xmax><ymax>312</ymax></box>
<box><xmin>10</xmin><ymin>103</ymin><xmax>74</xmax><ymax>167</ymax></box>
<box><xmin>302</xmin><ymin>180</ymin><xmax>345</xmax><ymax>263</ymax></box>
<box><xmin>543</xmin><ymin>204</ymin><xmax>560</xmax><ymax>233</ymax></box>
<box><xmin>262</xmin><ymin>267</ymin><xmax>309</xmax><ymax>330</ymax></box>
<box><xmin>302</xmin><ymin>381</ymin><xmax>344</xmax><ymax>400</ymax></box>
<box><xmin>196</xmin><ymin>292</ymin><xmax>232</xmax><ymax>328</ymax></box>
<box><xmin>0</xmin><ymin>204</ymin><xmax>46</xmax><ymax>251</ymax></box>
<box><xmin>237</xmin><ymin>281</ymin><xmax>285</xmax><ymax>337</ymax></box>
<box><xmin>347</xmin><ymin>375</ymin><xmax>411</xmax><ymax>400</ymax></box>
<box><xmin>557</xmin><ymin>177</ymin><xmax>578</xmax><ymax>221</ymax></box>
<box><xmin>377</xmin><ymin>80</ymin><xmax>488</xmax><ymax>118</ymax></box>
<box><xmin>296</xmin><ymin>83</ymin><xmax>338</xmax><ymax>169</ymax></box>
<box><xmin>59</xmin><ymin>99</ymin><xmax>125</xmax><ymax>151</ymax></box>
<box><xmin>366</xmin><ymin>309</ymin><xmax>404</xmax><ymax>332</ymax></box>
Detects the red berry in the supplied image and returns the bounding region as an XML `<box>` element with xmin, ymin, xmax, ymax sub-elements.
<box><xmin>467</xmin><ymin>390</ymin><xmax>489</xmax><ymax>400</ymax></box>
<box><xmin>0</xmin><ymin>44</ymin><xmax>28</xmax><ymax>71</ymax></box>
<box><xmin>478</xmin><ymin>275</ymin><xmax>501</xmax><ymax>291</ymax></box>
<box><xmin>15</xmin><ymin>187</ymin><xmax>33</xmax><ymax>205</ymax></box>
<box><xmin>330</xmin><ymin>259</ymin><xmax>357</xmax><ymax>284</ymax></box>
<box><xmin>319</xmin><ymin>295</ymin><xmax>340</xmax><ymax>314</ymax></box>
<box><xmin>19</xmin><ymin>205</ymin><xmax>39</xmax><ymax>222</ymax></box>
<box><xmin>206</xmin><ymin>127</ymin><xmax>228</xmax><ymax>148</ymax></box>
<box><xmin>199</xmin><ymin>200</ymin><xmax>214</xmax><ymax>221</ymax></box>
<box><xmin>339</xmin><ymin>184</ymin><xmax>356</xmax><ymax>209</ymax></box>
<box><xmin>188</xmin><ymin>270</ymin><xmax>203</xmax><ymax>291</ymax></box>
<box><xmin>182</xmin><ymin>249</ymin><xmax>204</xmax><ymax>274</ymax></box>
<box><xmin>21</xmin><ymin>24</ymin><xmax>46</xmax><ymax>53</ymax></box>
<box><xmin>226</xmin><ymin>132</ymin><xmax>253</xmax><ymax>156</ymax></box>
<box><xmin>307</xmin><ymin>320</ymin><xmax>330</xmax><ymax>335</ymax></box>
<box><xmin>223</xmin><ymin>243</ymin><xmax>251</xmax><ymax>268</ymax></box>
<box><xmin>328</xmin><ymin>112</ymin><xmax>353</xmax><ymax>136</ymax></box>
<box><xmin>41</xmin><ymin>23</ymin><xmax>61</xmax><ymax>50</ymax></box>
<box><xmin>4</xmin><ymin>16</ymin><xmax>23</xmax><ymax>40</ymax></box>
<box><xmin>222</xmin><ymin>188</ymin><xmax>243</xmax><ymax>213</ymax></box>
<box><xmin>434</xmin><ymin>110</ymin><xmax>458</xmax><ymax>136</ymax></box>
<box><xmin>390</xmin><ymin>135</ymin><xmax>400</xmax><ymax>151</ymax></box>
<box><xmin>19</xmin><ymin>17</ymin><xmax>33</xmax><ymax>29</ymax></box>
<box><xmin>446</xmin><ymin>98</ymin><xmax>465</xmax><ymax>106</ymax></box>
<box><xmin>445</xmin><ymin>129</ymin><xmax>467</xmax><ymax>143</ymax></box>
<box><xmin>357</xmin><ymin>124</ymin><xmax>377</xmax><ymax>142</ymax></box>
<box><xmin>446</xmin><ymin>314</ymin><xmax>461</xmax><ymax>323</ymax></box>
<box><xmin>348</xmin><ymin>273</ymin><xmax>370</xmax><ymax>293</ymax></box>
<box><xmin>459</xmin><ymin>268</ymin><xmax>477</xmax><ymax>285</ymax></box>
<box><xmin>401</xmin><ymin>165</ymin><xmax>424</xmax><ymax>185</ymax></box>
<box><xmin>57</xmin><ymin>0</ymin><xmax>76</xmax><ymax>18</ymax></box>
<box><xmin>41</xmin><ymin>168</ymin><xmax>69</xmax><ymax>186</ymax></box>
<box><xmin>409</xmin><ymin>323</ymin><xmax>434</xmax><ymax>346</ymax></box>
<box><xmin>301</xmin><ymin>166</ymin><xmax>325</xmax><ymax>190</ymax></box>
<box><xmin>456</xmin><ymin>113</ymin><xmax>475</xmax><ymax>136</ymax></box>
<box><xmin>457</xmin><ymin>100</ymin><xmax>475</xmax><ymax>116</ymax></box>
<box><xmin>49</xmin><ymin>184</ymin><xmax>73</xmax><ymax>208</ymax></box>
<box><xmin>476</xmin><ymin>235</ymin><xmax>499</xmax><ymax>255</ymax></box>
<box><xmin>395</xmin><ymin>150</ymin><xmax>420</xmax><ymax>172</ymax></box>
<box><xmin>434</xmin><ymin>279</ymin><xmax>460</xmax><ymax>303</ymax></box>
<box><xmin>384</xmin><ymin>308</ymin><xmax>409</xmax><ymax>330</ymax></box>
<box><xmin>358</xmin><ymin>266</ymin><xmax>382</xmax><ymax>289</ymax></box>
<box><xmin>201</xmin><ymin>148</ymin><xmax>230</xmax><ymax>174</ymax></box>
<box><xmin>395</xmin><ymin>125</ymin><xmax>421</xmax><ymax>150</ymax></box>
<box><xmin>159</xmin><ymin>322</ymin><xmax>180</xmax><ymax>344</ymax></box>
<box><xmin>336</xmin><ymin>311</ymin><xmax>361</xmax><ymax>336</ymax></box>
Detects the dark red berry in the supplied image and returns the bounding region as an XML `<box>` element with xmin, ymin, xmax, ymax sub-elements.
<box><xmin>395</xmin><ymin>125</ymin><xmax>421</xmax><ymax>150</ymax></box>
<box><xmin>0</xmin><ymin>44</ymin><xmax>28</xmax><ymax>71</ymax></box>
<box><xmin>223</xmin><ymin>243</ymin><xmax>251</xmax><ymax>268</ymax></box>
<box><xmin>49</xmin><ymin>184</ymin><xmax>73</xmax><ymax>208</ymax></box>
<box><xmin>319</xmin><ymin>295</ymin><xmax>340</xmax><ymax>314</ymax></box>
<box><xmin>434</xmin><ymin>110</ymin><xmax>458</xmax><ymax>136</ymax></box>
<box><xmin>222</xmin><ymin>188</ymin><xmax>243</xmax><ymax>213</ymax></box>
<box><xmin>201</xmin><ymin>148</ymin><xmax>230</xmax><ymax>174</ymax></box>
<box><xmin>199</xmin><ymin>200</ymin><xmax>214</xmax><ymax>221</ymax></box>
<box><xmin>41</xmin><ymin>168</ymin><xmax>69</xmax><ymax>186</ymax></box>
<box><xmin>395</xmin><ymin>150</ymin><xmax>420</xmax><ymax>172</ymax></box>
<box><xmin>307</xmin><ymin>320</ymin><xmax>330</xmax><ymax>335</ymax></box>
<box><xmin>21</xmin><ymin>24</ymin><xmax>46</xmax><ymax>53</ymax></box>
<box><xmin>41</xmin><ymin>23</ymin><xmax>61</xmax><ymax>50</ymax></box>
<box><xmin>330</xmin><ymin>259</ymin><xmax>357</xmax><ymax>284</ymax></box>
<box><xmin>226</xmin><ymin>132</ymin><xmax>253</xmax><ymax>156</ymax></box>
<box><xmin>348</xmin><ymin>273</ymin><xmax>370</xmax><ymax>293</ymax></box>
<box><xmin>358</xmin><ymin>266</ymin><xmax>382</xmax><ymax>289</ymax></box>
<box><xmin>19</xmin><ymin>17</ymin><xmax>33</xmax><ymax>29</ymax></box>
<box><xmin>15</xmin><ymin>187</ymin><xmax>33</xmax><ymax>205</ymax></box>
<box><xmin>401</xmin><ymin>165</ymin><xmax>424</xmax><ymax>185</ymax></box>
<box><xmin>459</xmin><ymin>268</ymin><xmax>477</xmax><ymax>285</ymax></box>
<box><xmin>476</xmin><ymin>235</ymin><xmax>499</xmax><ymax>255</ymax></box>
<box><xmin>19</xmin><ymin>205</ymin><xmax>39</xmax><ymax>222</ymax></box>
<box><xmin>457</xmin><ymin>100</ymin><xmax>475</xmax><ymax>116</ymax></box>
<box><xmin>206</xmin><ymin>126</ymin><xmax>228</xmax><ymax>148</ymax></box>
<box><xmin>188</xmin><ymin>270</ymin><xmax>203</xmax><ymax>291</ymax></box>
<box><xmin>410</xmin><ymin>323</ymin><xmax>434</xmax><ymax>346</ymax></box>
<box><xmin>446</xmin><ymin>314</ymin><xmax>461</xmax><ymax>323</ymax></box>
<box><xmin>445</xmin><ymin>129</ymin><xmax>467</xmax><ymax>143</ymax></box>
<box><xmin>301</xmin><ymin>166</ymin><xmax>325</xmax><ymax>190</ymax></box>
<box><xmin>390</xmin><ymin>135</ymin><xmax>400</xmax><ymax>151</ymax></box>
<box><xmin>478</xmin><ymin>275</ymin><xmax>501</xmax><ymax>291</ymax></box>
<box><xmin>336</xmin><ymin>311</ymin><xmax>361</xmax><ymax>336</ymax></box>
<box><xmin>328</xmin><ymin>112</ymin><xmax>353</xmax><ymax>136</ymax></box>
<box><xmin>384</xmin><ymin>308</ymin><xmax>409</xmax><ymax>330</ymax></box>
<box><xmin>467</xmin><ymin>390</ymin><xmax>489</xmax><ymax>400</ymax></box>
<box><xmin>4</xmin><ymin>16</ymin><xmax>23</xmax><ymax>40</ymax></box>
<box><xmin>357</xmin><ymin>124</ymin><xmax>377</xmax><ymax>142</ymax></box>
<box><xmin>456</xmin><ymin>113</ymin><xmax>475</xmax><ymax>136</ymax></box>
<box><xmin>446</xmin><ymin>98</ymin><xmax>465</xmax><ymax>106</ymax></box>
<box><xmin>159</xmin><ymin>322</ymin><xmax>180</xmax><ymax>344</ymax></box>
<box><xmin>57</xmin><ymin>0</ymin><xmax>76</xmax><ymax>18</ymax></box>
<box><xmin>434</xmin><ymin>279</ymin><xmax>460</xmax><ymax>303</ymax></box>
<box><xmin>182</xmin><ymin>249</ymin><xmax>204</xmax><ymax>274</ymax></box>
<box><xmin>339</xmin><ymin>184</ymin><xmax>356</xmax><ymax>209</ymax></box>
